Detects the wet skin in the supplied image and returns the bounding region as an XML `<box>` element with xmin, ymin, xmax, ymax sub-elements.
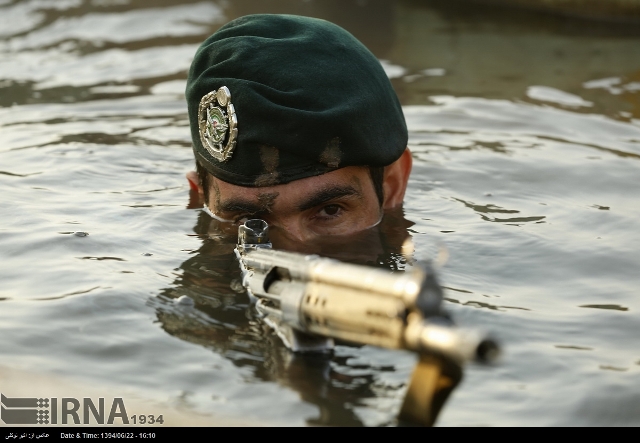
<box><xmin>187</xmin><ymin>148</ymin><xmax>413</xmax><ymax>243</ymax></box>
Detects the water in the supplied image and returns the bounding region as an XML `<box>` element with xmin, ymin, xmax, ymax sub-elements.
<box><xmin>1</xmin><ymin>0</ymin><xmax>639</xmax><ymax>426</ymax></box>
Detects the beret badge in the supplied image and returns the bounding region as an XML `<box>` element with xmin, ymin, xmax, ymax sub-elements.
<box><xmin>198</xmin><ymin>86</ymin><xmax>238</xmax><ymax>162</ymax></box>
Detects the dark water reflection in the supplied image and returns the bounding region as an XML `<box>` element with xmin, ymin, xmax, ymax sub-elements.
<box><xmin>151</xmin><ymin>208</ymin><xmax>415</xmax><ymax>426</ymax></box>
<box><xmin>1</xmin><ymin>0</ymin><xmax>640</xmax><ymax>426</ymax></box>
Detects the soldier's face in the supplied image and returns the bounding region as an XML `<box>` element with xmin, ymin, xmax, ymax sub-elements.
<box><xmin>189</xmin><ymin>148</ymin><xmax>412</xmax><ymax>243</ymax></box>
<box><xmin>207</xmin><ymin>166</ymin><xmax>383</xmax><ymax>242</ymax></box>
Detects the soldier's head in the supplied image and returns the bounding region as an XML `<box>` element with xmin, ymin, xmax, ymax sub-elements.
<box><xmin>186</xmin><ymin>14</ymin><xmax>411</xmax><ymax>242</ymax></box>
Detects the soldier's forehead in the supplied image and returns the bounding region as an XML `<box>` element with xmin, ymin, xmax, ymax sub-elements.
<box><xmin>210</xmin><ymin>167</ymin><xmax>369</xmax><ymax>213</ymax></box>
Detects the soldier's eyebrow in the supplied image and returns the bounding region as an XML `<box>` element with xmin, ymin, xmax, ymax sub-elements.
<box><xmin>218</xmin><ymin>191</ymin><xmax>279</xmax><ymax>215</ymax></box>
<box><xmin>297</xmin><ymin>185</ymin><xmax>362</xmax><ymax>211</ymax></box>
<box><xmin>217</xmin><ymin>199</ymin><xmax>265</xmax><ymax>215</ymax></box>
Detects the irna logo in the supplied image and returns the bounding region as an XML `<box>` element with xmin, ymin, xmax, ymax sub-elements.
<box><xmin>1</xmin><ymin>394</ymin><xmax>129</xmax><ymax>425</ymax></box>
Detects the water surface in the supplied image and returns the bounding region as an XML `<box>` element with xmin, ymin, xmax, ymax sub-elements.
<box><xmin>1</xmin><ymin>0</ymin><xmax>639</xmax><ymax>426</ymax></box>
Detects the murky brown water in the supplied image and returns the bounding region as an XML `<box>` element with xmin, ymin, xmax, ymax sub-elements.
<box><xmin>1</xmin><ymin>0</ymin><xmax>639</xmax><ymax>426</ymax></box>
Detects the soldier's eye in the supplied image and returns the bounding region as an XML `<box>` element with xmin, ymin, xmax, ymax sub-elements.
<box><xmin>321</xmin><ymin>205</ymin><xmax>340</xmax><ymax>216</ymax></box>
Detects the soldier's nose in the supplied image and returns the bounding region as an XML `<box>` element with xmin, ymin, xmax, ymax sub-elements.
<box><xmin>266</xmin><ymin>221</ymin><xmax>312</xmax><ymax>249</ymax></box>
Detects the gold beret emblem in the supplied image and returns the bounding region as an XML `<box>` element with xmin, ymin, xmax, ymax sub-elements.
<box><xmin>198</xmin><ymin>86</ymin><xmax>238</xmax><ymax>162</ymax></box>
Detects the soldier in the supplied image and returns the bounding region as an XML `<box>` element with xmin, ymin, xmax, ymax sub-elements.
<box><xmin>174</xmin><ymin>17</ymin><xmax>473</xmax><ymax>426</ymax></box>
<box><xmin>185</xmin><ymin>14</ymin><xmax>412</xmax><ymax>242</ymax></box>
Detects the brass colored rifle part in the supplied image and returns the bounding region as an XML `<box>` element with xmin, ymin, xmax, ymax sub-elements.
<box><xmin>234</xmin><ymin>219</ymin><xmax>498</xmax><ymax>426</ymax></box>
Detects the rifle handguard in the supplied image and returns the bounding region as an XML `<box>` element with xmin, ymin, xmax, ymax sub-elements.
<box><xmin>234</xmin><ymin>219</ymin><xmax>499</xmax><ymax>365</ymax></box>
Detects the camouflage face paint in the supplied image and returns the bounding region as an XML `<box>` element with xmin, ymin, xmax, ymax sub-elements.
<box><xmin>319</xmin><ymin>137</ymin><xmax>342</xmax><ymax>168</ymax></box>
<box><xmin>257</xmin><ymin>192</ymin><xmax>280</xmax><ymax>213</ymax></box>
<box><xmin>254</xmin><ymin>145</ymin><xmax>280</xmax><ymax>186</ymax></box>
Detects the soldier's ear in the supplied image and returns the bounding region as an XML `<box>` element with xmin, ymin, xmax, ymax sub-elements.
<box><xmin>186</xmin><ymin>170</ymin><xmax>204</xmax><ymax>194</ymax></box>
<box><xmin>382</xmin><ymin>148</ymin><xmax>412</xmax><ymax>210</ymax></box>
<box><xmin>186</xmin><ymin>170</ymin><xmax>205</xmax><ymax>209</ymax></box>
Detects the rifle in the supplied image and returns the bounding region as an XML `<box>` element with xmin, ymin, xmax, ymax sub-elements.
<box><xmin>234</xmin><ymin>219</ymin><xmax>499</xmax><ymax>426</ymax></box>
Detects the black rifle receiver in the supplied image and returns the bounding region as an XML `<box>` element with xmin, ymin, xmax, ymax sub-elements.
<box><xmin>234</xmin><ymin>219</ymin><xmax>499</xmax><ymax>425</ymax></box>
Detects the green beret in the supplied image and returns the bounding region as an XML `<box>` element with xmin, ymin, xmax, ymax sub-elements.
<box><xmin>186</xmin><ymin>14</ymin><xmax>407</xmax><ymax>187</ymax></box>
